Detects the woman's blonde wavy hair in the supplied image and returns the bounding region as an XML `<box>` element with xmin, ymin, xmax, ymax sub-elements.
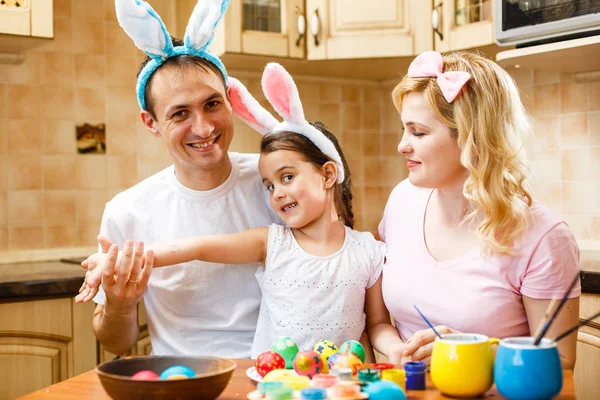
<box><xmin>392</xmin><ymin>51</ymin><xmax>533</xmax><ymax>255</ymax></box>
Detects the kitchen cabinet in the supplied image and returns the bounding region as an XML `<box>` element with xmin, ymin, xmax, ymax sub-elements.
<box><xmin>0</xmin><ymin>298</ymin><xmax>96</xmax><ymax>400</ymax></box>
<box><xmin>574</xmin><ymin>293</ymin><xmax>600</xmax><ymax>399</ymax></box>
<box><xmin>0</xmin><ymin>0</ymin><xmax>53</xmax><ymax>53</ymax></box>
<box><xmin>433</xmin><ymin>0</ymin><xmax>495</xmax><ymax>52</ymax></box>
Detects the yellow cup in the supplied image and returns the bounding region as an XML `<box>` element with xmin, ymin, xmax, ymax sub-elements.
<box><xmin>430</xmin><ymin>333</ymin><xmax>499</xmax><ymax>397</ymax></box>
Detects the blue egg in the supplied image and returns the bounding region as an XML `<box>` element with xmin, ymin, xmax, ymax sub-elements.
<box><xmin>364</xmin><ymin>381</ymin><xmax>406</xmax><ymax>400</ymax></box>
<box><xmin>159</xmin><ymin>365</ymin><xmax>196</xmax><ymax>380</ymax></box>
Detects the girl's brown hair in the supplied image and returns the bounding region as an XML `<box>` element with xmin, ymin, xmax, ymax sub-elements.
<box><xmin>260</xmin><ymin>122</ymin><xmax>354</xmax><ymax>228</ymax></box>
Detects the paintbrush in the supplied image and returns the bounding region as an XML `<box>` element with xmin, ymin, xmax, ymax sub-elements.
<box><xmin>413</xmin><ymin>305</ymin><xmax>443</xmax><ymax>339</ymax></box>
<box><xmin>553</xmin><ymin>310</ymin><xmax>600</xmax><ymax>343</ymax></box>
<box><xmin>533</xmin><ymin>298</ymin><xmax>559</xmax><ymax>338</ymax></box>
<box><xmin>533</xmin><ymin>272</ymin><xmax>581</xmax><ymax>345</ymax></box>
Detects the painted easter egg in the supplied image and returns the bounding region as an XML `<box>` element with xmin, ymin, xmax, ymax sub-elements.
<box><xmin>131</xmin><ymin>370</ymin><xmax>159</xmax><ymax>381</ymax></box>
<box><xmin>256</xmin><ymin>350</ymin><xmax>287</xmax><ymax>377</ymax></box>
<box><xmin>328</xmin><ymin>352</ymin><xmax>363</xmax><ymax>375</ymax></box>
<box><xmin>264</xmin><ymin>369</ymin><xmax>310</xmax><ymax>390</ymax></box>
<box><xmin>339</xmin><ymin>340</ymin><xmax>366</xmax><ymax>362</ymax></box>
<box><xmin>293</xmin><ymin>350</ymin><xmax>324</xmax><ymax>378</ymax></box>
<box><xmin>272</xmin><ymin>336</ymin><xmax>299</xmax><ymax>369</ymax></box>
<box><xmin>313</xmin><ymin>340</ymin><xmax>338</xmax><ymax>373</ymax></box>
<box><xmin>159</xmin><ymin>365</ymin><xmax>196</xmax><ymax>380</ymax></box>
<box><xmin>365</xmin><ymin>381</ymin><xmax>406</xmax><ymax>400</ymax></box>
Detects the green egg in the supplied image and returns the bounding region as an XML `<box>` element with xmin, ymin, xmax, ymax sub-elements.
<box><xmin>339</xmin><ymin>340</ymin><xmax>366</xmax><ymax>363</ymax></box>
<box><xmin>272</xmin><ymin>336</ymin><xmax>299</xmax><ymax>369</ymax></box>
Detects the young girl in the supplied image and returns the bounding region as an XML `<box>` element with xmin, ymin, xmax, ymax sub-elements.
<box><xmin>76</xmin><ymin>63</ymin><xmax>387</xmax><ymax>358</ymax></box>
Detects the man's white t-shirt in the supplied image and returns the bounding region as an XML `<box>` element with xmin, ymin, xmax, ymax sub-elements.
<box><xmin>93</xmin><ymin>153</ymin><xmax>279</xmax><ymax>358</ymax></box>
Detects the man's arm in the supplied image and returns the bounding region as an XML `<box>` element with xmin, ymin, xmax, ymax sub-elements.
<box><xmin>93</xmin><ymin>304</ymin><xmax>139</xmax><ymax>356</ymax></box>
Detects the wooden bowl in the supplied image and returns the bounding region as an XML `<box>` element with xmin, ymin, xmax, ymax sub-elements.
<box><xmin>96</xmin><ymin>355</ymin><xmax>236</xmax><ymax>400</ymax></box>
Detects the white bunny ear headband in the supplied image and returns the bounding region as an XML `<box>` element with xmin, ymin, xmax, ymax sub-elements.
<box><xmin>228</xmin><ymin>63</ymin><xmax>345</xmax><ymax>184</ymax></box>
<box><xmin>115</xmin><ymin>0</ymin><xmax>229</xmax><ymax>111</ymax></box>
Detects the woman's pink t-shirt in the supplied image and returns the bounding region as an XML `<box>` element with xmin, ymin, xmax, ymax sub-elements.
<box><xmin>379</xmin><ymin>179</ymin><xmax>581</xmax><ymax>341</ymax></box>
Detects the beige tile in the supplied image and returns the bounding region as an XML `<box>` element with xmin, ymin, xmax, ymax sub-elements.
<box><xmin>533</xmin><ymin>84</ymin><xmax>559</xmax><ymax>117</ymax></box>
<box><xmin>75</xmin><ymin>55</ymin><xmax>106</xmax><ymax>89</ymax></box>
<box><xmin>363</xmin><ymin>134</ymin><xmax>381</xmax><ymax>157</ymax></box>
<box><xmin>0</xmin><ymin>155</ymin><xmax>6</xmax><ymax>190</ymax></box>
<box><xmin>560</xmin><ymin>72</ymin><xmax>573</xmax><ymax>83</ymax></box>
<box><xmin>78</xmin><ymin>223</ymin><xmax>102</xmax><ymax>246</ymax></box>
<box><xmin>562</xmin><ymin>182</ymin><xmax>597</xmax><ymax>214</ymax></box>
<box><xmin>53</xmin><ymin>0</ymin><xmax>71</xmax><ymax>17</ymax></box>
<box><xmin>44</xmin><ymin>225</ymin><xmax>77</xmax><ymax>248</ymax></box>
<box><xmin>73</xmin><ymin>20</ymin><xmax>105</xmax><ymax>54</ymax></box>
<box><xmin>303</xmin><ymin>101</ymin><xmax>320</xmax><ymax>122</ymax></box>
<box><xmin>35</xmin><ymin>16</ymin><xmax>72</xmax><ymax>53</ymax></box>
<box><xmin>106</xmin><ymin>55</ymin><xmax>137</xmax><ymax>89</ymax></box>
<box><xmin>40</xmin><ymin>53</ymin><xmax>74</xmax><ymax>86</ymax></box>
<box><xmin>380</xmin><ymin>156</ymin><xmax>408</xmax><ymax>187</ymax></box>
<box><xmin>532</xmin><ymin>116</ymin><xmax>560</xmax><ymax>149</ymax></box>
<box><xmin>364</xmin><ymin>157</ymin><xmax>382</xmax><ymax>188</ymax></box>
<box><xmin>531</xmin><ymin>148</ymin><xmax>561</xmax><ymax>183</ymax></box>
<box><xmin>508</xmin><ymin>67</ymin><xmax>533</xmax><ymax>86</ymax></box>
<box><xmin>73</xmin><ymin>0</ymin><xmax>104</xmax><ymax>19</ymax></box>
<box><xmin>7</xmin><ymin>119</ymin><xmax>40</xmax><ymax>153</ymax></box>
<box><xmin>314</xmin><ymin>104</ymin><xmax>341</xmax><ymax>136</ymax></box>
<box><xmin>106</xmin><ymin>87</ymin><xmax>139</xmax><ymax>126</ymax></box>
<box><xmin>7</xmin><ymin>190</ymin><xmax>43</xmax><ymax>223</ymax></box>
<box><xmin>532</xmin><ymin>182</ymin><xmax>561</xmax><ymax>213</ymax></box>
<box><xmin>107</xmin><ymin>155</ymin><xmax>138</xmax><ymax>189</ymax></box>
<box><xmin>562</xmin><ymin>214</ymin><xmax>590</xmax><ymax>240</ymax></box>
<box><xmin>106</xmin><ymin>22</ymin><xmax>137</xmax><ymax>58</ymax></box>
<box><xmin>45</xmin><ymin>190</ymin><xmax>76</xmax><ymax>222</ymax></box>
<box><xmin>105</xmin><ymin>0</ymin><xmax>117</xmax><ymax>21</ymax></box>
<box><xmin>561</xmin><ymin>148</ymin><xmax>591</xmax><ymax>181</ymax></box>
<box><xmin>383</xmin><ymin>103</ymin><xmax>402</xmax><ymax>132</ymax></box>
<box><xmin>295</xmin><ymin>81</ymin><xmax>320</xmax><ymax>106</ymax></box>
<box><xmin>560</xmin><ymin>114</ymin><xmax>588</xmax><ymax>147</ymax></box>
<box><xmin>319</xmin><ymin>83</ymin><xmax>341</xmax><ymax>103</ymax></box>
<box><xmin>7</xmin><ymin>85</ymin><xmax>40</xmax><ymax>119</ymax></box>
<box><xmin>519</xmin><ymin>85</ymin><xmax>534</xmax><ymax>114</ymax></box>
<box><xmin>346</xmin><ymin>156</ymin><xmax>363</xmax><ymax>188</ymax></box>
<box><xmin>382</xmin><ymin>132</ymin><xmax>400</xmax><ymax>157</ymax></box>
<box><xmin>342</xmin><ymin>86</ymin><xmax>362</xmax><ymax>103</ymax></box>
<box><xmin>0</xmin><ymin>191</ymin><xmax>5</xmax><ymax>224</ymax></box>
<box><xmin>75</xmin><ymin>88</ymin><xmax>106</xmax><ymax>122</ymax></box>
<box><xmin>364</xmin><ymin>87</ymin><xmax>385</xmax><ymax>104</ymax></box>
<box><xmin>364</xmin><ymin>187</ymin><xmax>389</xmax><ymax>210</ymax></box>
<box><xmin>0</xmin><ymin>84</ymin><xmax>6</xmax><ymax>118</ymax></box>
<box><xmin>589</xmin><ymin>82</ymin><xmax>600</xmax><ymax>111</ymax></box>
<box><xmin>591</xmin><ymin>147</ymin><xmax>600</xmax><ymax>180</ymax></box>
<box><xmin>43</xmin><ymin>155</ymin><xmax>76</xmax><ymax>189</ymax></box>
<box><xmin>76</xmin><ymin>156</ymin><xmax>107</xmax><ymax>189</ymax></box>
<box><xmin>591</xmin><ymin>216</ymin><xmax>600</xmax><ymax>241</ymax></box>
<box><xmin>8</xmin><ymin>155</ymin><xmax>42</xmax><ymax>190</ymax></box>
<box><xmin>362</xmin><ymin>104</ymin><xmax>381</xmax><ymax>132</ymax></box>
<box><xmin>43</xmin><ymin>120</ymin><xmax>76</xmax><ymax>155</ymax></box>
<box><xmin>106</xmin><ymin>122</ymin><xmax>137</xmax><ymax>155</ymax></box>
<box><xmin>533</xmin><ymin>70</ymin><xmax>560</xmax><ymax>85</ymax></box>
<box><xmin>590</xmin><ymin>112</ymin><xmax>600</xmax><ymax>146</ymax></box>
<box><xmin>342</xmin><ymin>132</ymin><xmax>362</xmax><ymax>159</ymax></box>
<box><xmin>0</xmin><ymin>119</ymin><xmax>7</xmax><ymax>153</ymax></box>
<box><xmin>3</xmin><ymin>53</ymin><xmax>41</xmax><ymax>85</ymax></box>
<box><xmin>76</xmin><ymin>189</ymin><xmax>108</xmax><ymax>222</ymax></box>
<box><xmin>342</xmin><ymin>104</ymin><xmax>362</xmax><ymax>132</ymax></box>
<box><xmin>9</xmin><ymin>226</ymin><xmax>44</xmax><ymax>250</ymax></box>
<box><xmin>0</xmin><ymin>227</ymin><xmax>7</xmax><ymax>251</ymax></box>
<box><xmin>41</xmin><ymin>86</ymin><xmax>74</xmax><ymax>119</ymax></box>
<box><xmin>560</xmin><ymin>82</ymin><xmax>587</xmax><ymax>114</ymax></box>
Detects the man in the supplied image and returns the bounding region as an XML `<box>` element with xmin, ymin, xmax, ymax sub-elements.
<box><xmin>88</xmin><ymin>0</ymin><xmax>279</xmax><ymax>358</ymax></box>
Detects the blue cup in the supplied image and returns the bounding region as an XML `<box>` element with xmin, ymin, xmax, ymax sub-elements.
<box><xmin>494</xmin><ymin>337</ymin><xmax>562</xmax><ymax>400</ymax></box>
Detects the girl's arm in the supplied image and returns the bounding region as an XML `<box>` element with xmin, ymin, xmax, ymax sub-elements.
<box><xmin>365</xmin><ymin>276</ymin><xmax>406</xmax><ymax>364</ymax></box>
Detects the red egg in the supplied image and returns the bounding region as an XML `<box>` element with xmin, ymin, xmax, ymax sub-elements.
<box><xmin>131</xmin><ymin>370</ymin><xmax>159</xmax><ymax>381</ymax></box>
<box><xmin>256</xmin><ymin>351</ymin><xmax>287</xmax><ymax>377</ymax></box>
<box><xmin>293</xmin><ymin>350</ymin><xmax>324</xmax><ymax>378</ymax></box>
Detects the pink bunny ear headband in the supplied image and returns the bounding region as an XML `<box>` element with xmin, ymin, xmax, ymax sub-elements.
<box><xmin>228</xmin><ymin>63</ymin><xmax>345</xmax><ymax>184</ymax></box>
<box><xmin>407</xmin><ymin>51</ymin><xmax>470</xmax><ymax>103</ymax></box>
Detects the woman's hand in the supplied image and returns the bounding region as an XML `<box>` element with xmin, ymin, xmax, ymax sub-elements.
<box><xmin>402</xmin><ymin>325</ymin><xmax>459</xmax><ymax>365</ymax></box>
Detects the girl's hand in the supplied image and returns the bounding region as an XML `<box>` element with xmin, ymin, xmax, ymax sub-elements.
<box><xmin>402</xmin><ymin>325</ymin><xmax>459</xmax><ymax>365</ymax></box>
<box><xmin>385</xmin><ymin>342</ymin><xmax>413</xmax><ymax>366</ymax></box>
<box><xmin>75</xmin><ymin>252</ymin><xmax>118</xmax><ymax>303</ymax></box>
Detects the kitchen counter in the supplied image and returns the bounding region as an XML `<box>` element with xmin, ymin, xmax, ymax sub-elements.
<box><xmin>0</xmin><ymin>260</ymin><xmax>85</xmax><ymax>300</ymax></box>
<box><xmin>0</xmin><ymin>252</ymin><xmax>598</xmax><ymax>300</ymax></box>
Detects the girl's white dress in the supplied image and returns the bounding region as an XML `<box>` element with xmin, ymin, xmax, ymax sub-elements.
<box><xmin>251</xmin><ymin>224</ymin><xmax>386</xmax><ymax>357</ymax></box>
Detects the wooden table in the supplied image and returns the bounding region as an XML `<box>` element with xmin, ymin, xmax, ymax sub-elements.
<box><xmin>18</xmin><ymin>358</ymin><xmax>575</xmax><ymax>399</ymax></box>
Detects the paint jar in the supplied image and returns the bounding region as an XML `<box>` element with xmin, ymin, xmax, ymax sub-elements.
<box><xmin>310</xmin><ymin>373</ymin><xmax>338</xmax><ymax>388</ymax></box>
<box><xmin>382</xmin><ymin>368</ymin><xmax>406</xmax><ymax>392</ymax></box>
<box><xmin>358</xmin><ymin>368</ymin><xmax>381</xmax><ymax>383</ymax></box>
<box><xmin>266</xmin><ymin>386</ymin><xmax>294</xmax><ymax>400</ymax></box>
<box><xmin>258</xmin><ymin>381</ymin><xmax>285</xmax><ymax>395</ymax></box>
<box><xmin>330</xmin><ymin>367</ymin><xmax>353</xmax><ymax>381</ymax></box>
<box><xmin>368</xmin><ymin>363</ymin><xmax>395</xmax><ymax>372</ymax></box>
<box><xmin>404</xmin><ymin>361</ymin><xmax>426</xmax><ymax>390</ymax></box>
<box><xmin>300</xmin><ymin>387</ymin><xmax>327</xmax><ymax>400</ymax></box>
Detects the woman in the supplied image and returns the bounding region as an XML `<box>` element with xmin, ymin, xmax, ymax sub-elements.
<box><xmin>367</xmin><ymin>51</ymin><xmax>580</xmax><ymax>369</ymax></box>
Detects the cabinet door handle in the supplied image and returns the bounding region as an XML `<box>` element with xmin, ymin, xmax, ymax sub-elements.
<box><xmin>310</xmin><ymin>8</ymin><xmax>321</xmax><ymax>47</ymax></box>
<box><xmin>432</xmin><ymin>2</ymin><xmax>444</xmax><ymax>41</ymax></box>
<box><xmin>295</xmin><ymin>7</ymin><xmax>306</xmax><ymax>47</ymax></box>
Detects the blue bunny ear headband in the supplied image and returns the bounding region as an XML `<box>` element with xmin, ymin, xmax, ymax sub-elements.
<box><xmin>115</xmin><ymin>0</ymin><xmax>230</xmax><ymax>111</ymax></box>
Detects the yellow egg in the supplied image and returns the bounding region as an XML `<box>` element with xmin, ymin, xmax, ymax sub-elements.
<box><xmin>166</xmin><ymin>374</ymin><xmax>188</xmax><ymax>380</ymax></box>
<box><xmin>263</xmin><ymin>369</ymin><xmax>297</xmax><ymax>382</ymax></box>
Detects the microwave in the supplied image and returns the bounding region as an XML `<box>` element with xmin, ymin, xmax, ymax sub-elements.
<box><xmin>496</xmin><ymin>0</ymin><xmax>600</xmax><ymax>46</ymax></box>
